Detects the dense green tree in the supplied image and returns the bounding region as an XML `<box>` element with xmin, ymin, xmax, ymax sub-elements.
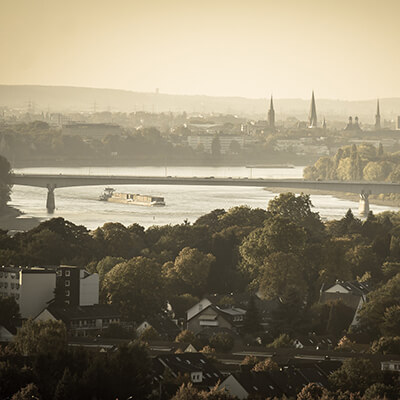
<box><xmin>267</xmin><ymin>333</ymin><xmax>292</xmax><ymax>348</ymax></box>
<box><xmin>242</xmin><ymin>296</ymin><xmax>262</xmax><ymax>333</ymax></box>
<box><xmin>209</xmin><ymin>333</ymin><xmax>234</xmax><ymax>353</ymax></box>
<box><xmin>102</xmin><ymin>256</ymin><xmax>165</xmax><ymax>320</ymax></box>
<box><xmin>296</xmin><ymin>382</ymin><xmax>329</xmax><ymax>400</ymax></box>
<box><xmin>167</xmin><ymin>247</ymin><xmax>215</xmax><ymax>295</ymax></box>
<box><xmin>329</xmin><ymin>358</ymin><xmax>381</xmax><ymax>394</ymax></box>
<box><xmin>11</xmin><ymin>383</ymin><xmax>41</xmax><ymax>400</ymax></box>
<box><xmin>370</xmin><ymin>336</ymin><xmax>400</xmax><ymax>355</ymax></box>
<box><xmin>259</xmin><ymin>252</ymin><xmax>306</xmax><ymax>305</ymax></box>
<box><xmin>0</xmin><ymin>296</ymin><xmax>20</xmax><ymax>326</ymax></box>
<box><xmin>211</xmin><ymin>136</ymin><xmax>221</xmax><ymax>158</ymax></box>
<box><xmin>94</xmin><ymin>255</ymin><xmax>125</xmax><ymax>282</ymax></box>
<box><xmin>0</xmin><ymin>154</ymin><xmax>11</xmax><ymax>212</ymax></box>
<box><xmin>108</xmin><ymin>342</ymin><xmax>152</xmax><ymax>400</ymax></box>
<box><xmin>92</xmin><ymin>222</ymin><xmax>145</xmax><ymax>259</ymax></box>
<box><xmin>13</xmin><ymin>319</ymin><xmax>67</xmax><ymax>356</ymax></box>
<box><xmin>53</xmin><ymin>368</ymin><xmax>76</xmax><ymax>400</ymax></box>
<box><xmin>357</xmin><ymin>273</ymin><xmax>400</xmax><ymax>337</ymax></box>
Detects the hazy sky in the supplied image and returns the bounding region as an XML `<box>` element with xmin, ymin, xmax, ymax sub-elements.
<box><xmin>1</xmin><ymin>0</ymin><xmax>400</xmax><ymax>100</ymax></box>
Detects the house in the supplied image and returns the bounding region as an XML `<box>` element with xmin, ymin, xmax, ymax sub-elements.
<box><xmin>136</xmin><ymin>314</ymin><xmax>181</xmax><ymax>340</ymax></box>
<box><xmin>0</xmin><ymin>266</ymin><xmax>56</xmax><ymax>318</ymax></box>
<box><xmin>34</xmin><ymin>303</ymin><xmax>120</xmax><ymax>336</ymax></box>
<box><xmin>381</xmin><ymin>360</ymin><xmax>400</xmax><ymax>373</ymax></box>
<box><xmin>320</xmin><ymin>280</ymin><xmax>370</xmax><ymax>326</ymax></box>
<box><xmin>56</xmin><ymin>265</ymin><xmax>99</xmax><ymax>306</ymax></box>
<box><xmin>220</xmin><ymin>372</ymin><xmax>282</xmax><ymax>399</ymax></box>
<box><xmin>186</xmin><ymin>298</ymin><xmax>246</xmax><ymax>335</ymax></box>
<box><xmin>153</xmin><ymin>352</ymin><xmax>224</xmax><ymax>389</ymax></box>
<box><xmin>220</xmin><ymin>361</ymin><xmax>338</xmax><ymax>400</ymax></box>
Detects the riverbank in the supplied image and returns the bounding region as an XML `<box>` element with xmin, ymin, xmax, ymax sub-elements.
<box><xmin>0</xmin><ymin>206</ymin><xmax>41</xmax><ymax>232</ymax></box>
<box><xmin>264</xmin><ymin>187</ymin><xmax>400</xmax><ymax>210</ymax></box>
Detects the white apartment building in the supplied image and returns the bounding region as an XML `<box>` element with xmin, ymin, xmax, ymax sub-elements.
<box><xmin>0</xmin><ymin>266</ymin><xmax>56</xmax><ymax>318</ymax></box>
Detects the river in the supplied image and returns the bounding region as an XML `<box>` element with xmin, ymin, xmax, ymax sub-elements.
<box><xmin>9</xmin><ymin>166</ymin><xmax>399</xmax><ymax>230</ymax></box>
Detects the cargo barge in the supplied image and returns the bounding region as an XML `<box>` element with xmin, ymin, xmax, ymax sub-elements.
<box><xmin>99</xmin><ymin>188</ymin><xmax>165</xmax><ymax>206</ymax></box>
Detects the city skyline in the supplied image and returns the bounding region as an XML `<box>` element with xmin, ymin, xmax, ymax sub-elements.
<box><xmin>1</xmin><ymin>0</ymin><xmax>400</xmax><ymax>101</ymax></box>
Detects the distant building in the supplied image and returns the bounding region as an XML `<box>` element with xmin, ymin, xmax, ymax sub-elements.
<box><xmin>375</xmin><ymin>99</ymin><xmax>381</xmax><ymax>130</ymax></box>
<box><xmin>0</xmin><ymin>266</ymin><xmax>56</xmax><ymax>318</ymax></box>
<box><xmin>56</xmin><ymin>265</ymin><xmax>99</xmax><ymax>307</ymax></box>
<box><xmin>186</xmin><ymin>135</ymin><xmax>258</xmax><ymax>154</ymax></box>
<box><xmin>308</xmin><ymin>91</ymin><xmax>318</xmax><ymax>128</ymax></box>
<box><xmin>62</xmin><ymin>123</ymin><xmax>122</xmax><ymax>139</ymax></box>
<box><xmin>268</xmin><ymin>95</ymin><xmax>275</xmax><ymax>130</ymax></box>
<box><xmin>344</xmin><ymin>116</ymin><xmax>362</xmax><ymax>131</ymax></box>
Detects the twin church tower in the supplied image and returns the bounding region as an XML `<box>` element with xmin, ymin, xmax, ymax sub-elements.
<box><xmin>267</xmin><ymin>92</ymin><xmax>382</xmax><ymax>131</ymax></box>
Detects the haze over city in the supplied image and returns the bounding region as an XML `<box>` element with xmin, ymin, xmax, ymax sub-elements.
<box><xmin>2</xmin><ymin>0</ymin><xmax>400</xmax><ymax>100</ymax></box>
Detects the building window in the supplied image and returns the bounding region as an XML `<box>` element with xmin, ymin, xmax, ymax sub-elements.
<box><xmin>11</xmin><ymin>283</ymin><xmax>14</xmax><ymax>289</ymax></box>
<box><xmin>65</xmin><ymin>270</ymin><xmax>70</xmax><ymax>277</ymax></box>
<box><xmin>16</xmin><ymin>283</ymin><xmax>19</xmax><ymax>290</ymax></box>
<box><xmin>56</xmin><ymin>270</ymin><xmax>62</xmax><ymax>277</ymax></box>
<box><xmin>65</xmin><ymin>290</ymin><xmax>70</xmax><ymax>297</ymax></box>
<box><xmin>65</xmin><ymin>300</ymin><xmax>70</xmax><ymax>305</ymax></box>
<box><xmin>65</xmin><ymin>280</ymin><xmax>70</xmax><ymax>287</ymax></box>
<box><xmin>15</xmin><ymin>294</ymin><xmax>19</xmax><ymax>300</ymax></box>
<box><xmin>4</xmin><ymin>282</ymin><xmax>7</xmax><ymax>289</ymax></box>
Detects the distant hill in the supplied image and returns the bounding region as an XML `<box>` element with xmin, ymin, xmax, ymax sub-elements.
<box><xmin>1</xmin><ymin>85</ymin><xmax>400</xmax><ymax>121</ymax></box>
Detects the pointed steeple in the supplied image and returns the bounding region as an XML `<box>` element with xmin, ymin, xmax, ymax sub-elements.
<box><xmin>309</xmin><ymin>91</ymin><xmax>318</xmax><ymax>128</ymax></box>
<box><xmin>268</xmin><ymin>95</ymin><xmax>275</xmax><ymax>130</ymax></box>
<box><xmin>375</xmin><ymin>99</ymin><xmax>381</xmax><ymax>130</ymax></box>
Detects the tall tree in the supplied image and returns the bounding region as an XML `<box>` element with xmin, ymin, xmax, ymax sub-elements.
<box><xmin>102</xmin><ymin>256</ymin><xmax>165</xmax><ymax>320</ymax></box>
<box><xmin>0</xmin><ymin>154</ymin><xmax>11</xmax><ymax>212</ymax></box>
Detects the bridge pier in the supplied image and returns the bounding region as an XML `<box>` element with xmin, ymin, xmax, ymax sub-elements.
<box><xmin>358</xmin><ymin>190</ymin><xmax>370</xmax><ymax>217</ymax></box>
<box><xmin>46</xmin><ymin>184</ymin><xmax>56</xmax><ymax>213</ymax></box>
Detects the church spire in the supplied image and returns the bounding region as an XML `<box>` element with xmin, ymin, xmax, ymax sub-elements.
<box><xmin>375</xmin><ymin>99</ymin><xmax>381</xmax><ymax>130</ymax></box>
<box><xmin>268</xmin><ymin>95</ymin><xmax>275</xmax><ymax>130</ymax></box>
<box><xmin>309</xmin><ymin>91</ymin><xmax>318</xmax><ymax>128</ymax></box>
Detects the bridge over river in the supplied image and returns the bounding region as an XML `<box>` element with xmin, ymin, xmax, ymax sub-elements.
<box><xmin>11</xmin><ymin>173</ymin><xmax>400</xmax><ymax>216</ymax></box>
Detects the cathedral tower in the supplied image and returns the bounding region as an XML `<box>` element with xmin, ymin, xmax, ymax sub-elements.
<box><xmin>375</xmin><ymin>99</ymin><xmax>381</xmax><ymax>130</ymax></box>
<box><xmin>309</xmin><ymin>91</ymin><xmax>318</xmax><ymax>128</ymax></box>
<box><xmin>268</xmin><ymin>95</ymin><xmax>275</xmax><ymax>130</ymax></box>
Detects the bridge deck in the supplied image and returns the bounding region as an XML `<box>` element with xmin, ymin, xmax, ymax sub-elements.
<box><xmin>10</xmin><ymin>174</ymin><xmax>400</xmax><ymax>195</ymax></box>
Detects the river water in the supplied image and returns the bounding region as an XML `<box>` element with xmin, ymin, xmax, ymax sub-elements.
<box><xmin>10</xmin><ymin>166</ymin><xmax>398</xmax><ymax>230</ymax></box>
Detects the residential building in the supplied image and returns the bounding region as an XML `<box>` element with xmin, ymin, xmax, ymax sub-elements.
<box><xmin>0</xmin><ymin>266</ymin><xmax>56</xmax><ymax>318</ymax></box>
<box><xmin>320</xmin><ymin>280</ymin><xmax>370</xmax><ymax>326</ymax></box>
<box><xmin>186</xmin><ymin>298</ymin><xmax>246</xmax><ymax>335</ymax></box>
<box><xmin>153</xmin><ymin>352</ymin><xmax>224</xmax><ymax>389</ymax></box>
<box><xmin>56</xmin><ymin>265</ymin><xmax>99</xmax><ymax>306</ymax></box>
<box><xmin>35</xmin><ymin>303</ymin><xmax>120</xmax><ymax>337</ymax></box>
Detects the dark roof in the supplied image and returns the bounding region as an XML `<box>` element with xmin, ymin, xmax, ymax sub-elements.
<box><xmin>154</xmin><ymin>352</ymin><xmax>223</xmax><ymax>387</ymax></box>
<box><xmin>233</xmin><ymin>371</ymin><xmax>282</xmax><ymax>398</ymax></box>
<box><xmin>47</xmin><ymin>304</ymin><xmax>120</xmax><ymax>322</ymax></box>
<box><xmin>140</xmin><ymin>314</ymin><xmax>180</xmax><ymax>340</ymax></box>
